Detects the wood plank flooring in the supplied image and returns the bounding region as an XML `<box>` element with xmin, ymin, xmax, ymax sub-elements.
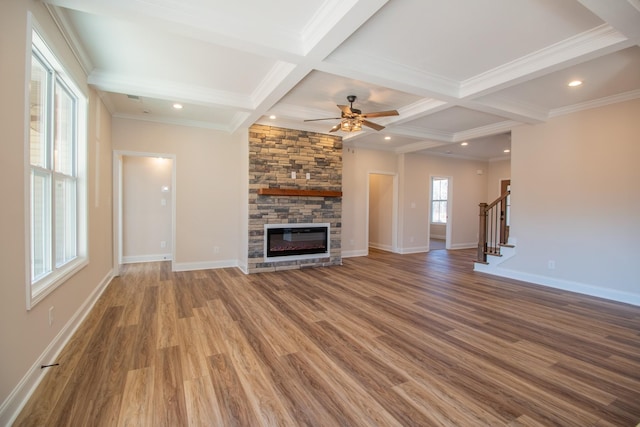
<box><xmin>14</xmin><ymin>249</ymin><xmax>640</xmax><ymax>426</ymax></box>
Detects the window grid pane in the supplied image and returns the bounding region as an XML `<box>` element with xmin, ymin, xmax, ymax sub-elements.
<box><xmin>32</xmin><ymin>169</ymin><xmax>51</xmax><ymax>280</ymax></box>
<box><xmin>55</xmin><ymin>176</ymin><xmax>77</xmax><ymax>267</ymax></box>
<box><xmin>54</xmin><ymin>79</ymin><xmax>76</xmax><ymax>176</ymax></box>
<box><xmin>29</xmin><ymin>54</ymin><xmax>50</xmax><ymax>168</ymax></box>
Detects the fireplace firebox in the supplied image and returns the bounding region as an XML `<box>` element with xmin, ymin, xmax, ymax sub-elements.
<box><xmin>265</xmin><ymin>223</ymin><xmax>330</xmax><ymax>261</ymax></box>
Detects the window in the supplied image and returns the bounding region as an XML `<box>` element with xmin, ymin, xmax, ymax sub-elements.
<box><xmin>431</xmin><ymin>177</ymin><xmax>448</xmax><ymax>224</ymax></box>
<box><xmin>27</xmin><ymin>27</ymin><xmax>87</xmax><ymax>309</ymax></box>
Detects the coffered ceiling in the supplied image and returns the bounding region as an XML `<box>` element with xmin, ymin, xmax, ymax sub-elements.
<box><xmin>44</xmin><ymin>0</ymin><xmax>640</xmax><ymax>160</ymax></box>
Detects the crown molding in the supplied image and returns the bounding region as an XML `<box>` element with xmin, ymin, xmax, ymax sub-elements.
<box><xmin>88</xmin><ymin>70</ymin><xmax>253</xmax><ymax>110</ymax></box>
<box><xmin>112</xmin><ymin>112</ymin><xmax>231</xmax><ymax>131</ymax></box>
<box><xmin>549</xmin><ymin>88</ymin><xmax>640</xmax><ymax>118</ymax></box>
<box><xmin>44</xmin><ymin>4</ymin><xmax>93</xmax><ymax>76</ymax></box>
<box><xmin>460</xmin><ymin>24</ymin><xmax>629</xmax><ymax>98</ymax></box>
<box><xmin>452</xmin><ymin>120</ymin><xmax>519</xmax><ymax>142</ymax></box>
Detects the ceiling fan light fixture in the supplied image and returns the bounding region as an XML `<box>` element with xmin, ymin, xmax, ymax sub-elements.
<box><xmin>340</xmin><ymin>118</ymin><xmax>362</xmax><ymax>132</ymax></box>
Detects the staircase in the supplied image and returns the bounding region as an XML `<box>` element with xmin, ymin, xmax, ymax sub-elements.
<box><xmin>474</xmin><ymin>191</ymin><xmax>515</xmax><ymax>272</ymax></box>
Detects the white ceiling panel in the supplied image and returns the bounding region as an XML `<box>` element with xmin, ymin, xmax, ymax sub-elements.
<box><xmin>327</xmin><ymin>0</ymin><xmax>604</xmax><ymax>81</ymax></box>
<box><xmin>477</xmin><ymin>46</ymin><xmax>640</xmax><ymax>112</ymax></box>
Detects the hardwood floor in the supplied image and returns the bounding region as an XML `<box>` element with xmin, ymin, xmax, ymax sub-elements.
<box><xmin>14</xmin><ymin>249</ymin><xmax>640</xmax><ymax>426</ymax></box>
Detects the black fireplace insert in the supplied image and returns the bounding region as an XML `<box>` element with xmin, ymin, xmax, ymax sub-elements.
<box><xmin>266</xmin><ymin>226</ymin><xmax>328</xmax><ymax>258</ymax></box>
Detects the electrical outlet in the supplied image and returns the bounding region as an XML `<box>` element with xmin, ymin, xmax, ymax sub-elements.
<box><xmin>548</xmin><ymin>260</ymin><xmax>555</xmax><ymax>270</ymax></box>
<box><xmin>214</xmin><ymin>246</ymin><xmax>220</xmax><ymax>254</ymax></box>
<box><xmin>291</xmin><ymin>171</ymin><xmax>296</xmax><ymax>179</ymax></box>
<box><xmin>49</xmin><ymin>306</ymin><xmax>54</xmax><ymax>327</ymax></box>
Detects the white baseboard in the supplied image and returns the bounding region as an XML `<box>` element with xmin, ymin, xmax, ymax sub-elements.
<box><xmin>0</xmin><ymin>269</ymin><xmax>114</xmax><ymax>426</ymax></box>
<box><xmin>341</xmin><ymin>249</ymin><xmax>368</xmax><ymax>258</ymax></box>
<box><xmin>449</xmin><ymin>242</ymin><xmax>477</xmax><ymax>250</ymax></box>
<box><xmin>430</xmin><ymin>234</ymin><xmax>446</xmax><ymax>240</ymax></box>
<box><xmin>369</xmin><ymin>242</ymin><xmax>394</xmax><ymax>252</ymax></box>
<box><xmin>399</xmin><ymin>246</ymin><xmax>429</xmax><ymax>254</ymax></box>
<box><xmin>478</xmin><ymin>267</ymin><xmax>640</xmax><ymax>307</ymax></box>
<box><xmin>172</xmin><ymin>259</ymin><xmax>238</xmax><ymax>272</ymax></box>
<box><xmin>122</xmin><ymin>253</ymin><xmax>172</xmax><ymax>264</ymax></box>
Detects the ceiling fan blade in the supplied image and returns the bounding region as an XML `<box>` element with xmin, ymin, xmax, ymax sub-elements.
<box><xmin>303</xmin><ymin>117</ymin><xmax>342</xmax><ymax>122</ymax></box>
<box><xmin>362</xmin><ymin>120</ymin><xmax>385</xmax><ymax>131</ymax></box>
<box><xmin>338</xmin><ymin>104</ymin><xmax>353</xmax><ymax>116</ymax></box>
<box><xmin>361</xmin><ymin>110</ymin><xmax>399</xmax><ymax>118</ymax></box>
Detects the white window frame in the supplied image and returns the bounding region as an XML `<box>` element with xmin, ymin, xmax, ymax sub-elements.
<box><xmin>431</xmin><ymin>177</ymin><xmax>448</xmax><ymax>224</ymax></box>
<box><xmin>25</xmin><ymin>20</ymin><xmax>88</xmax><ymax>310</ymax></box>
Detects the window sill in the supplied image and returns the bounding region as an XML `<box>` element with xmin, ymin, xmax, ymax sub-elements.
<box><xmin>28</xmin><ymin>257</ymin><xmax>88</xmax><ymax>310</ymax></box>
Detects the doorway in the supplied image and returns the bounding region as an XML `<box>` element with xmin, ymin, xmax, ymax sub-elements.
<box><xmin>113</xmin><ymin>151</ymin><xmax>176</xmax><ymax>276</ymax></box>
<box><xmin>367</xmin><ymin>172</ymin><xmax>397</xmax><ymax>253</ymax></box>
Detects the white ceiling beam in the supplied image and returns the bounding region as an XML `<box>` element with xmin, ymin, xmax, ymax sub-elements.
<box><xmin>231</xmin><ymin>0</ymin><xmax>390</xmax><ymax>132</ymax></box>
<box><xmin>88</xmin><ymin>70</ymin><xmax>253</xmax><ymax>110</ymax></box>
<box><xmin>577</xmin><ymin>0</ymin><xmax>640</xmax><ymax>41</ymax></box>
<box><xmin>459</xmin><ymin>24</ymin><xmax>631</xmax><ymax>99</ymax></box>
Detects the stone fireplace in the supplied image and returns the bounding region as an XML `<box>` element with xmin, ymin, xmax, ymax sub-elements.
<box><xmin>248</xmin><ymin>124</ymin><xmax>342</xmax><ymax>273</ymax></box>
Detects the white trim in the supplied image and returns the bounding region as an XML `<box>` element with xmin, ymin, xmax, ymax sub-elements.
<box><xmin>398</xmin><ymin>246</ymin><xmax>429</xmax><ymax>254</ymax></box>
<box><xmin>173</xmin><ymin>260</ymin><xmax>238</xmax><ymax>272</ymax></box>
<box><xmin>449</xmin><ymin>242</ymin><xmax>477</xmax><ymax>250</ymax></box>
<box><xmin>26</xmin><ymin>20</ymin><xmax>89</xmax><ymax>310</ymax></box>
<box><xmin>369</xmin><ymin>242</ymin><xmax>393</xmax><ymax>252</ymax></box>
<box><xmin>341</xmin><ymin>249</ymin><xmax>368</xmax><ymax>258</ymax></box>
<box><xmin>122</xmin><ymin>254</ymin><xmax>172</xmax><ymax>264</ymax></box>
<box><xmin>0</xmin><ymin>270</ymin><xmax>114</xmax><ymax>426</ymax></box>
<box><xmin>475</xmin><ymin>267</ymin><xmax>640</xmax><ymax>307</ymax></box>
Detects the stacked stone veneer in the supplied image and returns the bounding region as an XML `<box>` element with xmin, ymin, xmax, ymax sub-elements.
<box><xmin>248</xmin><ymin>124</ymin><xmax>342</xmax><ymax>273</ymax></box>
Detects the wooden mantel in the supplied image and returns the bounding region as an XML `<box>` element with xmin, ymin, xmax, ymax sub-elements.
<box><xmin>257</xmin><ymin>188</ymin><xmax>342</xmax><ymax>198</ymax></box>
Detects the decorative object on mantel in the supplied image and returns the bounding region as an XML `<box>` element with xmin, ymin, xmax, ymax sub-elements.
<box><xmin>303</xmin><ymin>95</ymin><xmax>399</xmax><ymax>133</ymax></box>
<box><xmin>257</xmin><ymin>188</ymin><xmax>342</xmax><ymax>198</ymax></box>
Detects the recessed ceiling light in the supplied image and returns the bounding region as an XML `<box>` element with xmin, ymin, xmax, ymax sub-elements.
<box><xmin>568</xmin><ymin>80</ymin><xmax>583</xmax><ymax>87</ymax></box>
<box><xmin>504</xmin><ymin>149</ymin><xmax>511</xmax><ymax>153</ymax></box>
<box><xmin>461</xmin><ymin>142</ymin><xmax>468</xmax><ymax>146</ymax></box>
<box><xmin>384</xmin><ymin>136</ymin><xmax>391</xmax><ymax>140</ymax></box>
<box><xmin>269</xmin><ymin>115</ymin><xmax>276</xmax><ymax>119</ymax></box>
<box><xmin>173</xmin><ymin>103</ymin><xmax>183</xmax><ymax>109</ymax></box>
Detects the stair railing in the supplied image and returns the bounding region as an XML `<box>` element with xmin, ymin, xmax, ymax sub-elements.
<box><xmin>477</xmin><ymin>191</ymin><xmax>510</xmax><ymax>263</ymax></box>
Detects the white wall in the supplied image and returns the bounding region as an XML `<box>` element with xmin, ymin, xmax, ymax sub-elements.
<box><xmin>503</xmin><ymin>98</ymin><xmax>640</xmax><ymax>304</ymax></box>
<box><xmin>0</xmin><ymin>0</ymin><xmax>114</xmax><ymax>421</ymax></box>
<box><xmin>122</xmin><ymin>156</ymin><xmax>173</xmax><ymax>262</ymax></box>
<box><xmin>112</xmin><ymin>118</ymin><xmax>242</xmax><ymax>270</ymax></box>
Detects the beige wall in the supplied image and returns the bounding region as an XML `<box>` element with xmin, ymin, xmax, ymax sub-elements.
<box><xmin>505</xmin><ymin>98</ymin><xmax>640</xmax><ymax>302</ymax></box>
<box><xmin>0</xmin><ymin>0</ymin><xmax>114</xmax><ymax>419</ymax></box>
<box><xmin>122</xmin><ymin>156</ymin><xmax>173</xmax><ymax>261</ymax></box>
<box><xmin>401</xmin><ymin>153</ymin><xmax>489</xmax><ymax>251</ymax></box>
<box><xmin>368</xmin><ymin>173</ymin><xmax>394</xmax><ymax>251</ymax></box>
<box><xmin>487</xmin><ymin>159</ymin><xmax>511</xmax><ymax>202</ymax></box>
<box><xmin>112</xmin><ymin>118</ymin><xmax>242</xmax><ymax>269</ymax></box>
<box><xmin>342</xmin><ymin>148</ymin><xmax>398</xmax><ymax>256</ymax></box>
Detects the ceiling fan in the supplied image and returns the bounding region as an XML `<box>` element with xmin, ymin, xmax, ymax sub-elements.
<box><xmin>304</xmin><ymin>95</ymin><xmax>399</xmax><ymax>132</ymax></box>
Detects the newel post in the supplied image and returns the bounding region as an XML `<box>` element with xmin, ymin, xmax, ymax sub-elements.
<box><xmin>477</xmin><ymin>203</ymin><xmax>488</xmax><ymax>263</ymax></box>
